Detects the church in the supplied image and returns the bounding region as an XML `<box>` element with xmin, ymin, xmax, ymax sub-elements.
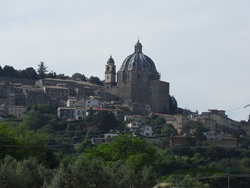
<box><xmin>104</xmin><ymin>40</ymin><xmax>170</xmax><ymax>114</ymax></box>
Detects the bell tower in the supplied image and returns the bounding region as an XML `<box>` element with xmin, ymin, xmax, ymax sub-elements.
<box><xmin>104</xmin><ymin>55</ymin><xmax>116</xmax><ymax>90</ymax></box>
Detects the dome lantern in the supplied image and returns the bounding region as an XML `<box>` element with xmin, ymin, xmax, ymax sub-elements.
<box><xmin>134</xmin><ymin>40</ymin><xmax>142</xmax><ymax>53</ymax></box>
<box><xmin>107</xmin><ymin>55</ymin><xmax>115</xmax><ymax>65</ymax></box>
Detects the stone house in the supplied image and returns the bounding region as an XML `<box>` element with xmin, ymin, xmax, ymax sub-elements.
<box><xmin>67</xmin><ymin>97</ymin><xmax>84</xmax><ymax>107</ymax></box>
<box><xmin>124</xmin><ymin>115</ymin><xmax>147</xmax><ymax>123</ymax></box>
<box><xmin>0</xmin><ymin>104</ymin><xmax>8</xmax><ymax>118</ymax></box>
<box><xmin>43</xmin><ymin>85</ymin><xmax>69</xmax><ymax>99</ymax></box>
<box><xmin>8</xmin><ymin>106</ymin><xmax>27</xmax><ymax>117</ymax></box>
<box><xmin>189</xmin><ymin>109</ymin><xmax>240</xmax><ymax>135</ymax></box>
<box><xmin>36</xmin><ymin>78</ymin><xmax>100</xmax><ymax>99</ymax></box>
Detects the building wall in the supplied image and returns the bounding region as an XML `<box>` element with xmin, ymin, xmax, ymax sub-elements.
<box><xmin>26</xmin><ymin>90</ymin><xmax>56</xmax><ymax>107</ymax></box>
<box><xmin>149</xmin><ymin>80</ymin><xmax>169</xmax><ymax>113</ymax></box>
<box><xmin>57</xmin><ymin>107</ymin><xmax>75</xmax><ymax>119</ymax></box>
<box><xmin>85</xmin><ymin>98</ymin><xmax>99</xmax><ymax>110</ymax></box>
<box><xmin>117</xmin><ymin>82</ymin><xmax>133</xmax><ymax>102</ymax></box>
<box><xmin>107</xmin><ymin>65</ymin><xmax>170</xmax><ymax>115</ymax></box>
<box><xmin>44</xmin><ymin>86</ymin><xmax>69</xmax><ymax>99</ymax></box>
<box><xmin>8</xmin><ymin>106</ymin><xmax>27</xmax><ymax>117</ymax></box>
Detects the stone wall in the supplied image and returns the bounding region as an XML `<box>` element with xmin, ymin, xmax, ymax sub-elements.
<box><xmin>149</xmin><ymin>80</ymin><xmax>169</xmax><ymax>113</ymax></box>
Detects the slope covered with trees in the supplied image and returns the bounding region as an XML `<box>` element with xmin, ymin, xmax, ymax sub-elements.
<box><xmin>1</xmin><ymin>105</ymin><xmax>250</xmax><ymax>187</ymax></box>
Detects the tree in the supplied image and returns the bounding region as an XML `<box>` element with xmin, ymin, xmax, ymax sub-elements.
<box><xmin>88</xmin><ymin>76</ymin><xmax>103</xmax><ymax>85</ymax></box>
<box><xmin>161</xmin><ymin>124</ymin><xmax>178</xmax><ymax>137</ymax></box>
<box><xmin>92</xmin><ymin>111</ymin><xmax>120</xmax><ymax>133</ymax></box>
<box><xmin>169</xmin><ymin>95</ymin><xmax>178</xmax><ymax>114</ymax></box>
<box><xmin>37</xmin><ymin>62</ymin><xmax>48</xmax><ymax>79</ymax></box>
<box><xmin>3</xmin><ymin>65</ymin><xmax>17</xmax><ymax>77</ymax></box>
<box><xmin>0</xmin><ymin>66</ymin><xmax>3</xmax><ymax>76</ymax></box>
<box><xmin>175</xmin><ymin>175</ymin><xmax>211</xmax><ymax>188</ymax></box>
<box><xmin>0</xmin><ymin>156</ymin><xmax>53</xmax><ymax>188</ymax></box>
<box><xmin>25</xmin><ymin>67</ymin><xmax>39</xmax><ymax>79</ymax></box>
<box><xmin>22</xmin><ymin>104</ymin><xmax>57</xmax><ymax>130</ymax></box>
<box><xmin>46</xmin><ymin>71</ymin><xmax>57</xmax><ymax>78</ymax></box>
<box><xmin>71</xmin><ymin>73</ymin><xmax>87</xmax><ymax>81</ymax></box>
<box><xmin>48</xmin><ymin>155</ymin><xmax>157</xmax><ymax>188</ymax></box>
<box><xmin>240</xmin><ymin>158</ymin><xmax>250</xmax><ymax>173</ymax></box>
<box><xmin>85</xmin><ymin>135</ymin><xmax>157</xmax><ymax>171</ymax></box>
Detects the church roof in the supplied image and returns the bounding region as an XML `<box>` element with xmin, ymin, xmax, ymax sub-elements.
<box><xmin>119</xmin><ymin>40</ymin><xmax>157</xmax><ymax>72</ymax></box>
<box><xmin>107</xmin><ymin>55</ymin><xmax>115</xmax><ymax>64</ymax></box>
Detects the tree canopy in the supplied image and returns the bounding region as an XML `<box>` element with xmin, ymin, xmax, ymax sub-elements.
<box><xmin>71</xmin><ymin>73</ymin><xmax>87</xmax><ymax>81</ymax></box>
<box><xmin>88</xmin><ymin>76</ymin><xmax>104</xmax><ymax>86</ymax></box>
<box><xmin>37</xmin><ymin>62</ymin><xmax>48</xmax><ymax>79</ymax></box>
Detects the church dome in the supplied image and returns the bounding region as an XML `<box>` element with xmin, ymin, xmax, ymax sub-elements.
<box><xmin>119</xmin><ymin>40</ymin><xmax>157</xmax><ymax>72</ymax></box>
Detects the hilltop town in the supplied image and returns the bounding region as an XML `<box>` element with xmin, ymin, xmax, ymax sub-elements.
<box><xmin>1</xmin><ymin>41</ymin><xmax>250</xmax><ymax>187</ymax></box>
<box><xmin>1</xmin><ymin>41</ymin><xmax>249</xmax><ymax>142</ymax></box>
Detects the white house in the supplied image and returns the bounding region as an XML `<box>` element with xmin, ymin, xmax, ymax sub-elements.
<box><xmin>126</xmin><ymin>121</ymin><xmax>140</xmax><ymax>129</ymax></box>
<box><xmin>57</xmin><ymin>106</ymin><xmax>85</xmax><ymax>120</ymax></box>
<box><xmin>85</xmin><ymin>97</ymin><xmax>99</xmax><ymax>110</ymax></box>
<box><xmin>141</xmin><ymin>125</ymin><xmax>153</xmax><ymax>137</ymax></box>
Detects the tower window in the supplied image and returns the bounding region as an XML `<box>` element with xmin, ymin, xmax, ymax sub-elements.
<box><xmin>107</xmin><ymin>76</ymin><xmax>109</xmax><ymax>79</ymax></box>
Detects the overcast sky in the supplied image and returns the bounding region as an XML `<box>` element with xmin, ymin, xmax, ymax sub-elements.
<box><xmin>0</xmin><ymin>0</ymin><xmax>249</xmax><ymax>121</ymax></box>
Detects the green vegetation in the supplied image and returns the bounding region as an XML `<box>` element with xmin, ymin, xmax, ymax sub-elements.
<box><xmin>0</xmin><ymin>105</ymin><xmax>250</xmax><ymax>187</ymax></box>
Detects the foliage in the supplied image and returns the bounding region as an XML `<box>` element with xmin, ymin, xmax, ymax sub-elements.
<box><xmin>47</xmin><ymin>155</ymin><xmax>157</xmax><ymax>188</ymax></box>
<box><xmin>37</xmin><ymin>62</ymin><xmax>48</xmax><ymax>79</ymax></box>
<box><xmin>0</xmin><ymin>66</ymin><xmax>2</xmax><ymax>76</ymax></box>
<box><xmin>2</xmin><ymin>65</ymin><xmax>17</xmax><ymax>77</ymax></box>
<box><xmin>20</xmin><ymin>67</ymin><xmax>38</xmax><ymax>79</ymax></box>
<box><xmin>1</xmin><ymin>103</ymin><xmax>250</xmax><ymax>187</ymax></box>
<box><xmin>181</xmin><ymin>121</ymin><xmax>208</xmax><ymax>143</ymax></box>
<box><xmin>240</xmin><ymin>157</ymin><xmax>250</xmax><ymax>173</ymax></box>
<box><xmin>174</xmin><ymin>175</ymin><xmax>211</xmax><ymax>188</ymax></box>
<box><xmin>85</xmin><ymin>135</ymin><xmax>157</xmax><ymax>170</ymax></box>
<box><xmin>0</xmin><ymin>122</ymin><xmax>58</xmax><ymax>168</ymax></box>
<box><xmin>0</xmin><ymin>156</ymin><xmax>54</xmax><ymax>188</ymax></box>
<box><xmin>169</xmin><ymin>95</ymin><xmax>178</xmax><ymax>114</ymax></box>
<box><xmin>23</xmin><ymin>104</ymin><xmax>58</xmax><ymax>130</ymax></box>
<box><xmin>88</xmin><ymin>76</ymin><xmax>104</xmax><ymax>86</ymax></box>
<box><xmin>71</xmin><ymin>73</ymin><xmax>87</xmax><ymax>81</ymax></box>
<box><xmin>145</xmin><ymin>114</ymin><xmax>172</xmax><ymax>135</ymax></box>
<box><xmin>161</xmin><ymin>124</ymin><xmax>178</xmax><ymax>138</ymax></box>
<box><xmin>93</xmin><ymin>111</ymin><xmax>120</xmax><ymax>133</ymax></box>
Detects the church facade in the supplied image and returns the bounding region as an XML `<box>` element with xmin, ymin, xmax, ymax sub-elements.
<box><xmin>104</xmin><ymin>40</ymin><xmax>169</xmax><ymax>114</ymax></box>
